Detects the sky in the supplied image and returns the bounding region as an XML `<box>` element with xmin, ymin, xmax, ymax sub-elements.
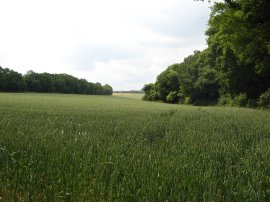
<box><xmin>0</xmin><ymin>0</ymin><xmax>212</xmax><ymax>91</ymax></box>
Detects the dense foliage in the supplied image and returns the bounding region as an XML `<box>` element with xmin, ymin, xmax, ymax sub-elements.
<box><xmin>143</xmin><ymin>0</ymin><xmax>270</xmax><ymax>107</ymax></box>
<box><xmin>1</xmin><ymin>93</ymin><xmax>270</xmax><ymax>200</ymax></box>
<box><xmin>0</xmin><ymin>67</ymin><xmax>113</xmax><ymax>95</ymax></box>
<box><xmin>0</xmin><ymin>67</ymin><xmax>26</xmax><ymax>92</ymax></box>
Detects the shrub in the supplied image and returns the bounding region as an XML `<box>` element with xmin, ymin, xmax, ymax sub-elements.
<box><xmin>234</xmin><ymin>93</ymin><xmax>248</xmax><ymax>107</ymax></box>
<box><xmin>219</xmin><ymin>93</ymin><xmax>248</xmax><ymax>107</ymax></box>
<box><xmin>166</xmin><ymin>91</ymin><xmax>179</xmax><ymax>103</ymax></box>
<box><xmin>183</xmin><ymin>97</ymin><xmax>192</xmax><ymax>105</ymax></box>
<box><xmin>218</xmin><ymin>94</ymin><xmax>234</xmax><ymax>106</ymax></box>
<box><xmin>142</xmin><ymin>94</ymin><xmax>152</xmax><ymax>101</ymax></box>
<box><xmin>258</xmin><ymin>89</ymin><xmax>270</xmax><ymax>108</ymax></box>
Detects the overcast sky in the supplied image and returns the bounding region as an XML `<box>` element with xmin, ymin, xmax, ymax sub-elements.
<box><xmin>0</xmin><ymin>0</ymin><xmax>212</xmax><ymax>90</ymax></box>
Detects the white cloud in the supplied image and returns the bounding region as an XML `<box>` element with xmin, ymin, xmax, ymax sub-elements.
<box><xmin>0</xmin><ymin>0</ymin><xmax>211</xmax><ymax>90</ymax></box>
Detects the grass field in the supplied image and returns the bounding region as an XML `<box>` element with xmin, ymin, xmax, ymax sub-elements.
<box><xmin>0</xmin><ymin>93</ymin><xmax>270</xmax><ymax>201</ymax></box>
<box><xmin>112</xmin><ymin>93</ymin><xmax>144</xmax><ymax>100</ymax></box>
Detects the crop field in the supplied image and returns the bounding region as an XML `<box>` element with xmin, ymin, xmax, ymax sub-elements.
<box><xmin>112</xmin><ymin>93</ymin><xmax>144</xmax><ymax>100</ymax></box>
<box><xmin>0</xmin><ymin>93</ymin><xmax>270</xmax><ymax>201</ymax></box>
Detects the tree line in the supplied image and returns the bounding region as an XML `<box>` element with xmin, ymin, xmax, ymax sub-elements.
<box><xmin>0</xmin><ymin>67</ymin><xmax>113</xmax><ymax>95</ymax></box>
<box><xmin>143</xmin><ymin>0</ymin><xmax>270</xmax><ymax>108</ymax></box>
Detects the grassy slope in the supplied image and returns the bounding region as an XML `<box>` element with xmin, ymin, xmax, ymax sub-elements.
<box><xmin>0</xmin><ymin>93</ymin><xmax>270</xmax><ymax>201</ymax></box>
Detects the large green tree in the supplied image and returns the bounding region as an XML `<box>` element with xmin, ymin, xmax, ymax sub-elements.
<box><xmin>0</xmin><ymin>67</ymin><xmax>26</xmax><ymax>92</ymax></box>
<box><xmin>207</xmin><ymin>0</ymin><xmax>270</xmax><ymax>98</ymax></box>
<box><xmin>143</xmin><ymin>0</ymin><xmax>270</xmax><ymax>106</ymax></box>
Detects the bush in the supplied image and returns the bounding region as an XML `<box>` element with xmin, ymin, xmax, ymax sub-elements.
<box><xmin>218</xmin><ymin>94</ymin><xmax>234</xmax><ymax>106</ymax></box>
<box><xmin>166</xmin><ymin>91</ymin><xmax>179</xmax><ymax>103</ymax></box>
<box><xmin>218</xmin><ymin>93</ymin><xmax>248</xmax><ymax>107</ymax></box>
<box><xmin>258</xmin><ymin>89</ymin><xmax>270</xmax><ymax>108</ymax></box>
<box><xmin>142</xmin><ymin>83</ymin><xmax>160</xmax><ymax>101</ymax></box>
<box><xmin>142</xmin><ymin>94</ymin><xmax>152</xmax><ymax>101</ymax></box>
<box><xmin>234</xmin><ymin>93</ymin><xmax>248</xmax><ymax>107</ymax></box>
<box><xmin>183</xmin><ymin>97</ymin><xmax>192</xmax><ymax>105</ymax></box>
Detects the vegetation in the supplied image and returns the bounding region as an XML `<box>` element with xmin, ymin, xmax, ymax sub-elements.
<box><xmin>0</xmin><ymin>67</ymin><xmax>26</xmax><ymax>92</ymax></box>
<box><xmin>143</xmin><ymin>0</ymin><xmax>270</xmax><ymax>108</ymax></box>
<box><xmin>0</xmin><ymin>93</ymin><xmax>270</xmax><ymax>201</ymax></box>
<box><xmin>1</xmin><ymin>1</ymin><xmax>270</xmax><ymax>200</ymax></box>
<box><xmin>258</xmin><ymin>88</ymin><xmax>270</xmax><ymax>108</ymax></box>
<box><xmin>0</xmin><ymin>67</ymin><xmax>113</xmax><ymax>95</ymax></box>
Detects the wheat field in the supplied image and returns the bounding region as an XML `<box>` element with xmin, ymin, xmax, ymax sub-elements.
<box><xmin>0</xmin><ymin>93</ymin><xmax>270</xmax><ymax>201</ymax></box>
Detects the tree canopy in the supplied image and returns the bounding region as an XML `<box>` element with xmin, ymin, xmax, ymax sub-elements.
<box><xmin>0</xmin><ymin>67</ymin><xmax>113</xmax><ymax>95</ymax></box>
<box><xmin>143</xmin><ymin>0</ymin><xmax>270</xmax><ymax>107</ymax></box>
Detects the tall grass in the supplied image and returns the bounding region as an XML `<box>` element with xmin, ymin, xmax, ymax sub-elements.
<box><xmin>0</xmin><ymin>93</ymin><xmax>270</xmax><ymax>201</ymax></box>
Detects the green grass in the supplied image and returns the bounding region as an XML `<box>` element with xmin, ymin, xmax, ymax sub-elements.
<box><xmin>0</xmin><ymin>93</ymin><xmax>270</xmax><ymax>201</ymax></box>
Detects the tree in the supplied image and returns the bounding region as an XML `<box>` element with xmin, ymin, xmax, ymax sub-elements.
<box><xmin>142</xmin><ymin>83</ymin><xmax>159</xmax><ymax>101</ymax></box>
<box><xmin>0</xmin><ymin>67</ymin><xmax>26</xmax><ymax>92</ymax></box>
<box><xmin>143</xmin><ymin>50</ymin><xmax>220</xmax><ymax>105</ymax></box>
<box><xmin>206</xmin><ymin>0</ymin><xmax>270</xmax><ymax>99</ymax></box>
<box><xmin>143</xmin><ymin>0</ymin><xmax>270</xmax><ymax>106</ymax></box>
<box><xmin>155</xmin><ymin>68</ymin><xmax>180</xmax><ymax>102</ymax></box>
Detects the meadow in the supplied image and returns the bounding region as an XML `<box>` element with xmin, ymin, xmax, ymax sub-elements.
<box><xmin>0</xmin><ymin>93</ymin><xmax>270</xmax><ymax>201</ymax></box>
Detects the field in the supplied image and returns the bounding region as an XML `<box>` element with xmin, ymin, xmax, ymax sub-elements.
<box><xmin>112</xmin><ymin>93</ymin><xmax>144</xmax><ymax>100</ymax></box>
<box><xmin>0</xmin><ymin>93</ymin><xmax>270</xmax><ymax>201</ymax></box>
